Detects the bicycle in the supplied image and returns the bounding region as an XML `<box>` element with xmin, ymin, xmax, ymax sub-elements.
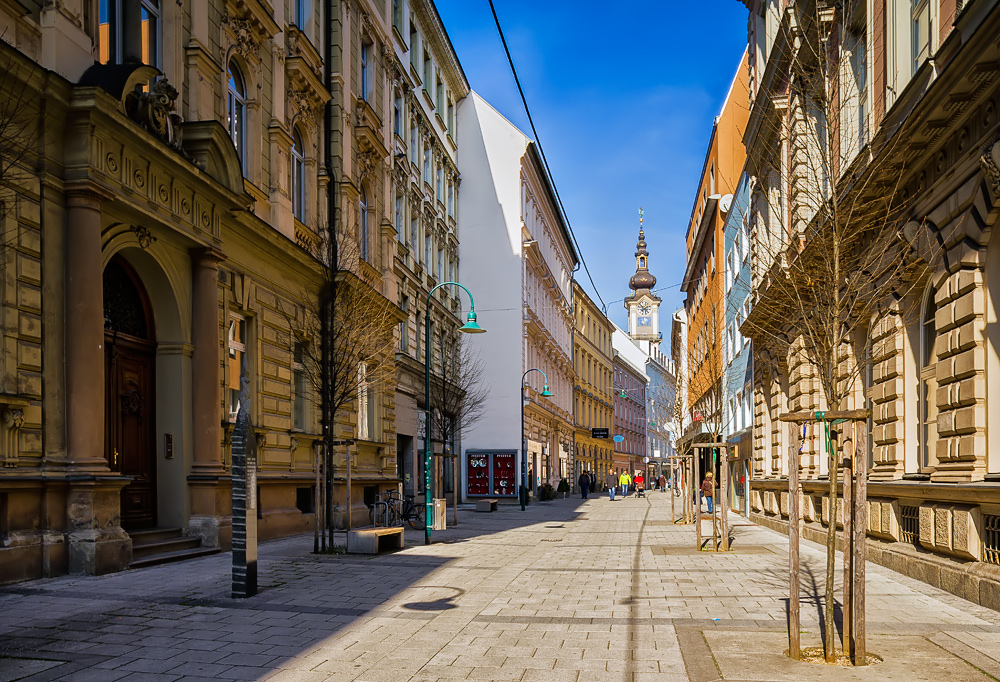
<box><xmin>369</xmin><ymin>490</ymin><xmax>401</xmax><ymax>527</ymax></box>
<box><xmin>399</xmin><ymin>494</ymin><xmax>425</xmax><ymax>530</ymax></box>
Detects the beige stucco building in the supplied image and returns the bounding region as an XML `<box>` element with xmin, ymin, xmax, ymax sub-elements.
<box><xmin>740</xmin><ymin>0</ymin><xmax>1000</xmax><ymax>608</ymax></box>
<box><xmin>387</xmin><ymin>0</ymin><xmax>469</xmax><ymax>505</ymax></box>
<box><xmin>572</xmin><ymin>282</ymin><xmax>614</xmax><ymax>485</ymax></box>
<box><xmin>0</xmin><ymin>0</ymin><xmax>400</xmax><ymax>584</ymax></box>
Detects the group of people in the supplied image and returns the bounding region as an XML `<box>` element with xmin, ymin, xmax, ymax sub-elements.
<box><xmin>575</xmin><ymin>466</ymin><xmax>723</xmax><ymax>513</ymax></box>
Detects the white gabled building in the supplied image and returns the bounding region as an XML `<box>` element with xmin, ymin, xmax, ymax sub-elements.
<box><xmin>456</xmin><ymin>92</ymin><xmax>578</xmax><ymax>502</ymax></box>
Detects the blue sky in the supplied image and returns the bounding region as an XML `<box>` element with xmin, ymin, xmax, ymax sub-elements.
<box><xmin>435</xmin><ymin>0</ymin><xmax>748</xmax><ymax>329</ymax></box>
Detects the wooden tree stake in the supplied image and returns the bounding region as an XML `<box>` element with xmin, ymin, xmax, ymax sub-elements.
<box><xmin>842</xmin><ymin>431</ymin><xmax>854</xmax><ymax>658</ymax></box>
<box><xmin>788</xmin><ymin>423</ymin><xmax>801</xmax><ymax>660</ymax></box>
<box><xmin>853</xmin><ymin>421</ymin><xmax>868</xmax><ymax>665</ymax></box>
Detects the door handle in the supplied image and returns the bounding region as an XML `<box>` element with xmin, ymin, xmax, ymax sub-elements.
<box><xmin>113</xmin><ymin>448</ymin><xmax>118</xmax><ymax>468</ymax></box>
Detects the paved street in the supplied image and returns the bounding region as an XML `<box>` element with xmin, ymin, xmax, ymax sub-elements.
<box><xmin>1</xmin><ymin>493</ymin><xmax>1000</xmax><ymax>682</ymax></box>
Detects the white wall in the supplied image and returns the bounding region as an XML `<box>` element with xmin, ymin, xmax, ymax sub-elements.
<box><xmin>456</xmin><ymin>93</ymin><xmax>530</xmax><ymax>494</ymax></box>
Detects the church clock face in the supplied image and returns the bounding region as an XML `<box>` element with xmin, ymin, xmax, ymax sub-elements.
<box><xmin>638</xmin><ymin>302</ymin><xmax>651</xmax><ymax>315</ymax></box>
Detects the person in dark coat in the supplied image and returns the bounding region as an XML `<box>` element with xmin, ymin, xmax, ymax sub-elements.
<box><xmin>578</xmin><ymin>471</ymin><xmax>590</xmax><ymax>499</ymax></box>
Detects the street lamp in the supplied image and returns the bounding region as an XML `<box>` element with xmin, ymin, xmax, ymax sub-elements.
<box><xmin>520</xmin><ymin>368</ymin><xmax>552</xmax><ymax>511</ymax></box>
<box><xmin>424</xmin><ymin>282</ymin><xmax>485</xmax><ymax>546</ymax></box>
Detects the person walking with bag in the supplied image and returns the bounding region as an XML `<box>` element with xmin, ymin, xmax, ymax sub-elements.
<box><xmin>701</xmin><ymin>471</ymin><xmax>715</xmax><ymax>514</ymax></box>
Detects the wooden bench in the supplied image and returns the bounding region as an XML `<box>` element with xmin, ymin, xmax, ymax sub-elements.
<box><xmin>476</xmin><ymin>498</ymin><xmax>498</xmax><ymax>513</ymax></box>
<box><xmin>346</xmin><ymin>527</ymin><xmax>404</xmax><ymax>554</ymax></box>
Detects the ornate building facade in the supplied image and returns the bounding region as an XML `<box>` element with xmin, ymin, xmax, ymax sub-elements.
<box><xmin>388</xmin><ymin>0</ymin><xmax>468</xmax><ymax>506</ymax></box>
<box><xmin>0</xmin><ymin>0</ymin><xmax>398</xmax><ymax>584</ymax></box>
<box><xmin>572</xmin><ymin>282</ymin><xmax>614</xmax><ymax>486</ymax></box>
<box><xmin>611</xmin><ymin>328</ymin><xmax>648</xmax><ymax>477</ymax></box>
<box><xmin>740</xmin><ymin>0</ymin><xmax>1000</xmax><ymax>607</ymax></box>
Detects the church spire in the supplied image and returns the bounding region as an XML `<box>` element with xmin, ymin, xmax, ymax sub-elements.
<box><xmin>629</xmin><ymin>207</ymin><xmax>656</xmax><ymax>293</ymax></box>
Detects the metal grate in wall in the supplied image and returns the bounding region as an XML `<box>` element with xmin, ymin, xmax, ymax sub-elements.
<box><xmin>985</xmin><ymin>515</ymin><xmax>1000</xmax><ymax>566</ymax></box>
<box><xmin>813</xmin><ymin>496</ymin><xmax>823</xmax><ymax>522</ymax></box>
<box><xmin>900</xmin><ymin>505</ymin><xmax>919</xmax><ymax>545</ymax></box>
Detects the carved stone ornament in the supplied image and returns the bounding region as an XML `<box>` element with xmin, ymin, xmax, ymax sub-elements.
<box><xmin>291</xmin><ymin>90</ymin><xmax>317</xmax><ymax>127</ymax></box>
<box><xmin>358</xmin><ymin>150</ymin><xmax>379</xmax><ymax>180</ymax></box>
<box><xmin>130</xmin><ymin>224</ymin><xmax>157</xmax><ymax>249</ymax></box>
<box><xmin>121</xmin><ymin>387</ymin><xmax>144</xmax><ymax>418</ymax></box>
<box><xmin>982</xmin><ymin>135</ymin><xmax>1000</xmax><ymax>190</ymax></box>
<box><xmin>222</xmin><ymin>12</ymin><xmax>261</xmax><ymax>62</ymax></box>
<box><xmin>124</xmin><ymin>78</ymin><xmax>184</xmax><ymax>149</ymax></box>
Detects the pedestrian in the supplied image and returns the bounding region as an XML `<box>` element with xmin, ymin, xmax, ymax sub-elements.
<box><xmin>578</xmin><ymin>471</ymin><xmax>590</xmax><ymax>499</ymax></box>
<box><xmin>618</xmin><ymin>471</ymin><xmax>631</xmax><ymax>498</ymax></box>
<box><xmin>658</xmin><ymin>474</ymin><xmax>666</xmax><ymax>492</ymax></box>
<box><xmin>608</xmin><ymin>473</ymin><xmax>616</xmax><ymax>500</ymax></box>
<box><xmin>701</xmin><ymin>471</ymin><xmax>715</xmax><ymax>514</ymax></box>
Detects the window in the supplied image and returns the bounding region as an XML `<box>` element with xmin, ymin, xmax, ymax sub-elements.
<box><xmin>228</xmin><ymin>61</ymin><xmax>247</xmax><ymax>169</ymax></box>
<box><xmin>424</xmin><ymin>232</ymin><xmax>432</xmax><ymax>271</ymax></box>
<box><xmin>392</xmin><ymin>0</ymin><xmax>402</xmax><ymax>30</ymax></box>
<box><xmin>99</xmin><ymin>0</ymin><xmax>161</xmax><ymax>69</ymax></box>
<box><xmin>437</xmin><ymin>247</ymin><xmax>444</xmax><ymax>281</ymax></box>
<box><xmin>357</xmin><ymin>363</ymin><xmax>377</xmax><ymax>441</ymax></box>
<box><xmin>423</xmin><ymin>148</ymin><xmax>431</xmax><ymax>183</ymax></box>
<box><xmin>436</xmin><ymin>166</ymin><xmax>443</xmax><ymax>200</ymax></box>
<box><xmin>410</xmin><ymin>123</ymin><xmax>418</xmax><ymax>164</ymax></box>
<box><xmin>393</xmin><ymin>92</ymin><xmax>403</xmax><ymax>137</ymax></box>
<box><xmin>400</xmin><ymin>296</ymin><xmax>410</xmax><ymax>353</ymax></box>
<box><xmin>436</xmin><ymin>74</ymin><xmax>444</xmax><ymax>111</ymax></box>
<box><xmin>291</xmin><ymin>128</ymin><xmax>305</xmax><ymax>221</ymax></box>
<box><xmin>423</xmin><ymin>50</ymin><xmax>431</xmax><ymax>89</ymax></box>
<box><xmin>295</xmin><ymin>0</ymin><xmax>308</xmax><ymax>28</ymax></box>
<box><xmin>228</xmin><ymin>315</ymin><xmax>248</xmax><ymax>422</ymax></box>
<box><xmin>409</xmin><ymin>25</ymin><xmax>418</xmax><ymax>67</ymax></box>
<box><xmin>447</xmin><ymin>182</ymin><xmax>455</xmax><ymax>217</ymax></box>
<box><xmin>359</xmin><ymin>186</ymin><xmax>369</xmax><ymax>262</ymax></box>
<box><xmin>911</xmin><ymin>0</ymin><xmax>931</xmax><ymax>74</ymax></box>
<box><xmin>410</xmin><ymin>213</ymin><xmax>420</xmax><ymax>264</ymax></box>
<box><xmin>292</xmin><ymin>342</ymin><xmax>307</xmax><ymax>431</ymax></box>
<box><xmin>919</xmin><ymin>291</ymin><xmax>937</xmax><ymax>469</ymax></box>
<box><xmin>448</xmin><ymin>254</ymin><xmax>455</xmax><ymax>282</ymax></box>
<box><xmin>395</xmin><ymin>194</ymin><xmax>405</xmax><ymax>243</ymax></box>
<box><xmin>360</xmin><ymin>41</ymin><xmax>370</xmax><ymax>102</ymax></box>
<box><xmin>447</xmin><ymin>100</ymin><xmax>455</xmax><ymax>133</ymax></box>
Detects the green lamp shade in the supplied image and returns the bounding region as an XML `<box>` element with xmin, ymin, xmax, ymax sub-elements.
<box><xmin>459</xmin><ymin>310</ymin><xmax>486</xmax><ymax>334</ymax></box>
<box><xmin>619</xmin><ymin>390</ymin><xmax>627</xmax><ymax>398</ymax></box>
<box><xmin>540</xmin><ymin>384</ymin><xmax>552</xmax><ymax>397</ymax></box>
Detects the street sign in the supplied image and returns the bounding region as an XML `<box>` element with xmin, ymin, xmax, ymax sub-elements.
<box><xmin>592</xmin><ymin>428</ymin><xmax>609</xmax><ymax>439</ymax></box>
<box><xmin>613</xmin><ymin>434</ymin><xmax>625</xmax><ymax>443</ymax></box>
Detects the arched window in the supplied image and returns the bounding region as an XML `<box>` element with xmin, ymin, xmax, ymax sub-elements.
<box><xmin>227</xmin><ymin>62</ymin><xmax>247</xmax><ymax>170</ymax></box>
<box><xmin>919</xmin><ymin>289</ymin><xmax>937</xmax><ymax>470</ymax></box>
<box><xmin>291</xmin><ymin>128</ymin><xmax>305</xmax><ymax>221</ymax></box>
<box><xmin>359</xmin><ymin>186</ymin><xmax>369</xmax><ymax>261</ymax></box>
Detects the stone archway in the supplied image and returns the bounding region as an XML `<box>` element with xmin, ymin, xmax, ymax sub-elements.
<box><xmin>102</xmin><ymin>244</ymin><xmax>188</xmax><ymax>531</ymax></box>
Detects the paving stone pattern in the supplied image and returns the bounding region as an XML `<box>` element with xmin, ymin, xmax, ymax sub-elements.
<box><xmin>1</xmin><ymin>493</ymin><xmax>999</xmax><ymax>681</ymax></box>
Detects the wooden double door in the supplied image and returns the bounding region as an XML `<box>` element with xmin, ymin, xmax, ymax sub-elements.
<box><xmin>103</xmin><ymin>257</ymin><xmax>157</xmax><ymax>530</ymax></box>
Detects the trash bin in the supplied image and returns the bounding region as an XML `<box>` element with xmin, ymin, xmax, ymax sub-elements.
<box><xmin>433</xmin><ymin>498</ymin><xmax>447</xmax><ymax>530</ymax></box>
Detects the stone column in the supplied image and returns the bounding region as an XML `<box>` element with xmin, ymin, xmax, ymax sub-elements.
<box><xmin>65</xmin><ymin>187</ymin><xmax>108</xmax><ymax>471</ymax></box>
<box><xmin>188</xmin><ymin>248</ymin><xmax>230</xmax><ymax>548</ymax></box>
<box><xmin>64</xmin><ymin>185</ymin><xmax>130</xmax><ymax>575</ymax></box>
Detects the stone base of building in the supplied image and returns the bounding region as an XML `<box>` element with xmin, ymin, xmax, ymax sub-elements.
<box><xmin>750</xmin><ymin>510</ymin><xmax>1000</xmax><ymax>612</ymax></box>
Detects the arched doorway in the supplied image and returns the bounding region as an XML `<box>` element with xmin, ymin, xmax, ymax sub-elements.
<box><xmin>103</xmin><ymin>256</ymin><xmax>157</xmax><ymax>530</ymax></box>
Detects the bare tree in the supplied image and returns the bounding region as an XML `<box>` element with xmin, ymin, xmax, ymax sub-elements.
<box><xmin>740</xmin><ymin>0</ymin><xmax>930</xmax><ymax>663</ymax></box>
<box><xmin>282</xmin><ymin>217</ymin><xmax>399</xmax><ymax>545</ymax></box>
<box><xmin>0</xmin><ymin>38</ymin><xmax>40</xmax><ymax>235</ymax></box>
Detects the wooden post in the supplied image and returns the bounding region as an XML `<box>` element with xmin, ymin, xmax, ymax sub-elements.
<box><xmin>712</xmin><ymin>447</ymin><xmax>719</xmax><ymax>550</ymax></box>
<box><xmin>721</xmin><ymin>446</ymin><xmax>729</xmax><ymax>551</ymax></box>
<box><xmin>853</xmin><ymin>421</ymin><xmax>868</xmax><ymax>665</ymax></box>
<box><xmin>824</xmin><ymin>419</ymin><xmax>838</xmax><ymax>663</ymax></box>
<box><xmin>314</xmin><ymin>443</ymin><xmax>322</xmax><ymax>553</ymax></box>
<box><xmin>670</xmin><ymin>457</ymin><xmax>676</xmax><ymax>523</ymax></box>
<box><xmin>788</xmin><ymin>423</ymin><xmax>801</xmax><ymax>660</ymax></box>
<box><xmin>694</xmin><ymin>446</ymin><xmax>702</xmax><ymax>549</ymax></box>
<box><xmin>345</xmin><ymin>442</ymin><xmax>352</xmax><ymax>531</ymax></box>
<box><xmin>842</xmin><ymin>430</ymin><xmax>854</xmax><ymax>659</ymax></box>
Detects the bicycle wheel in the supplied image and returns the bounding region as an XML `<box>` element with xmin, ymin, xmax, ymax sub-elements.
<box><xmin>368</xmin><ymin>504</ymin><xmax>377</xmax><ymax>526</ymax></box>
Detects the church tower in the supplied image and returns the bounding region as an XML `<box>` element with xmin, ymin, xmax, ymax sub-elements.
<box><xmin>625</xmin><ymin>208</ymin><xmax>661</xmax><ymax>347</ymax></box>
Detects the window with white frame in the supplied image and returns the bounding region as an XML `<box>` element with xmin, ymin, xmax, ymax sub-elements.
<box><xmin>410</xmin><ymin>123</ymin><xmax>418</xmax><ymax>164</ymax></box>
<box><xmin>228</xmin><ymin>314</ymin><xmax>249</xmax><ymax>422</ymax></box>
<box><xmin>395</xmin><ymin>194</ymin><xmax>405</xmax><ymax>243</ymax></box>
<box><xmin>292</xmin><ymin>341</ymin><xmax>308</xmax><ymax>431</ymax></box>
<box><xmin>360</xmin><ymin>40</ymin><xmax>371</xmax><ymax>102</ymax></box>
<box><xmin>911</xmin><ymin>0</ymin><xmax>931</xmax><ymax>75</ymax></box>
<box><xmin>357</xmin><ymin>363</ymin><xmax>377</xmax><ymax>441</ymax></box>
<box><xmin>227</xmin><ymin>61</ymin><xmax>248</xmax><ymax>170</ymax></box>
<box><xmin>436</xmin><ymin>166</ymin><xmax>443</xmax><ymax>201</ymax></box>
<box><xmin>393</xmin><ymin>91</ymin><xmax>403</xmax><ymax>138</ymax></box>
<box><xmin>392</xmin><ymin>0</ymin><xmax>403</xmax><ymax>30</ymax></box>
<box><xmin>295</xmin><ymin>0</ymin><xmax>308</xmax><ymax>28</ymax></box>
<box><xmin>291</xmin><ymin>128</ymin><xmax>305</xmax><ymax>221</ymax></box>
<box><xmin>424</xmin><ymin>232</ymin><xmax>432</xmax><ymax>272</ymax></box>
<box><xmin>410</xmin><ymin>213</ymin><xmax>420</xmax><ymax>264</ymax></box>
<box><xmin>447</xmin><ymin>181</ymin><xmax>455</xmax><ymax>217</ymax></box>
<box><xmin>423</xmin><ymin>148</ymin><xmax>431</xmax><ymax>183</ymax></box>
<box><xmin>437</xmin><ymin>246</ymin><xmax>444</xmax><ymax>281</ymax></box>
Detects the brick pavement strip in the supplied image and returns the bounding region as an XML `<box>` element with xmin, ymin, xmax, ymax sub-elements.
<box><xmin>2</xmin><ymin>495</ymin><xmax>1000</xmax><ymax>681</ymax></box>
